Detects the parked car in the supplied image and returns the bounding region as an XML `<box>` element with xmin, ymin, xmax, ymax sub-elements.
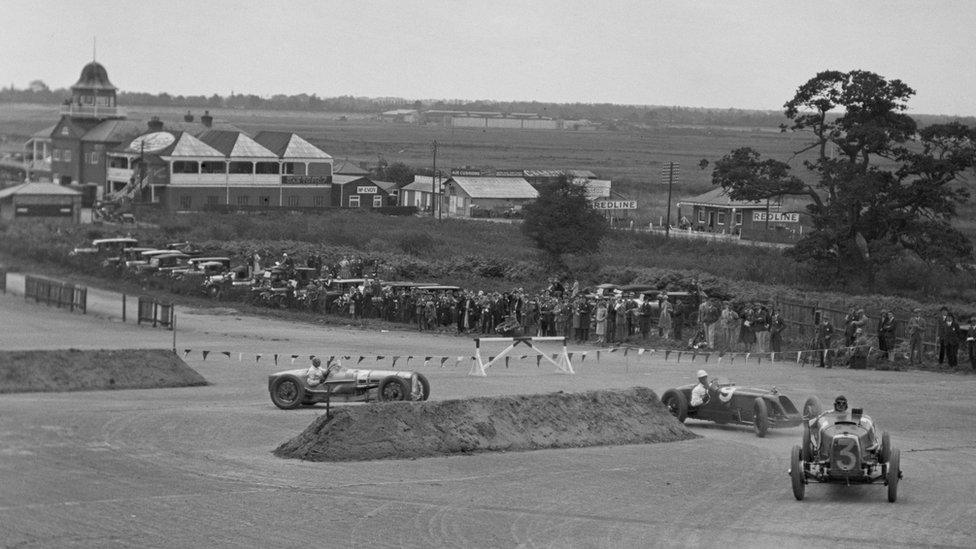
<box><xmin>661</xmin><ymin>378</ymin><xmax>822</xmax><ymax>438</ymax></box>
<box><xmin>70</xmin><ymin>237</ymin><xmax>138</xmax><ymax>256</ymax></box>
<box><xmin>790</xmin><ymin>406</ymin><xmax>902</xmax><ymax>502</ymax></box>
<box><xmin>268</xmin><ymin>365</ymin><xmax>430</xmax><ymax>409</ymax></box>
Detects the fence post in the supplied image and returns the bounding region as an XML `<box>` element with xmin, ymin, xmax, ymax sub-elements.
<box><xmin>122</xmin><ymin>293</ymin><xmax>126</xmax><ymax>322</ymax></box>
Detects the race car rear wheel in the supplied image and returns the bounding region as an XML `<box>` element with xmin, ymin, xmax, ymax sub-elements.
<box><xmin>661</xmin><ymin>390</ymin><xmax>688</xmax><ymax>423</ymax></box>
<box><xmin>378</xmin><ymin>376</ymin><xmax>409</xmax><ymax>401</ymax></box>
<box><xmin>753</xmin><ymin>398</ymin><xmax>769</xmax><ymax>438</ymax></box>
<box><xmin>415</xmin><ymin>373</ymin><xmax>431</xmax><ymax>401</ymax></box>
<box><xmin>801</xmin><ymin>421</ymin><xmax>813</xmax><ymax>461</ymax></box>
<box><xmin>887</xmin><ymin>448</ymin><xmax>900</xmax><ymax>503</ymax></box>
<box><xmin>802</xmin><ymin>396</ymin><xmax>823</xmax><ymax>419</ymax></box>
<box><xmin>270</xmin><ymin>376</ymin><xmax>305</xmax><ymax>410</ymax></box>
<box><xmin>790</xmin><ymin>445</ymin><xmax>805</xmax><ymax>501</ymax></box>
<box><xmin>879</xmin><ymin>431</ymin><xmax>891</xmax><ymax>464</ymax></box>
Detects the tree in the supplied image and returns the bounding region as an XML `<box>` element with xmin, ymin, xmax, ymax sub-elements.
<box><xmin>376</xmin><ymin>162</ymin><xmax>415</xmax><ymax>187</ymax></box>
<box><xmin>711</xmin><ymin>70</ymin><xmax>976</xmax><ymax>287</ymax></box>
<box><xmin>521</xmin><ymin>175</ymin><xmax>608</xmax><ymax>267</ymax></box>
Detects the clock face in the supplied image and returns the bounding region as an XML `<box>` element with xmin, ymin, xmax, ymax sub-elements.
<box><xmin>130</xmin><ymin>131</ymin><xmax>175</xmax><ymax>152</ymax></box>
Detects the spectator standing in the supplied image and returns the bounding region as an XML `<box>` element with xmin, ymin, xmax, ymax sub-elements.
<box><xmin>753</xmin><ymin>304</ymin><xmax>772</xmax><ymax>352</ymax></box>
<box><xmin>770</xmin><ymin>310</ymin><xmax>786</xmax><ymax>353</ymax></box>
<box><xmin>738</xmin><ymin>305</ymin><xmax>757</xmax><ymax>352</ymax></box>
<box><xmin>878</xmin><ymin>310</ymin><xmax>896</xmax><ymax>359</ymax></box>
<box><xmin>717</xmin><ymin>302</ymin><xmax>739</xmax><ymax>352</ymax></box>
<box><xmin>814</xmin><ymin>313</ymin><xmax>834</xmax><ymax>368</ymax></box>
<box><xmin>594</xmin><ymin>299</ymin><xmax>608</xmax><ymax>345</ymax></box>
<box><xmin>966</xmin><ymin>315</ymin><xmax>976</xmax><ymax>370</ymax></box>
<box><xmin>658</xmin><ymin>297</ymin><xmax>673</xmax><ymax>339</ymax></box>
<box><xmin>943</xmin><ymin>313</ymin><xmax>962</xmax><ymax>368</ymax></box>
<box><xmin>614</xmin><ymin>298</ymin><xmax>628</xmax><ymax>342</ymax></box>
<box><xmin>672</xmin><ymin>299</ymin><xmax>688</xmax><ymax>342</ymax></box>
<box><xmin>577</xmin><ymin>297</ymin><xmax>593</xmax><ymax>343</ymax></box>
<box><xmin>907</xmin><ymin>308</ymin><xmax>925</xmax><ymax>364</ymax></box>
<box><xmin>606</xmin><ymin>298</ymin><xmax>617</xmax><ymax>345</ymax></box>
<box><xmin>850</xmin><ymin>328</ymin><xmax>870</xmax><ymax>369</ymax></box>
<box><xmin>638</xmin><ymin>298</ymin><xmax>653</xmax><ymax>340</ymax></box>
<box><xmin>936</xmin><ymin>306</ymin><xmax>950</xmax><ymax>365</ymax></box>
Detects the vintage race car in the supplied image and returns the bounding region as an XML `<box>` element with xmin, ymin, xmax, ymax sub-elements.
<box><xmin>790</xmin><ymin>407</ymin><xmax>902</xmax><ymax>502</ymax></box>
<box><xmin>268</xmin><ymin>366</ymin><xmax>430</xmax><ymax>409</ymax></box>
<box><xmin>661</xmin><ymin>379</ymin><xmax>822</xmax><ymax>437</ymax></box>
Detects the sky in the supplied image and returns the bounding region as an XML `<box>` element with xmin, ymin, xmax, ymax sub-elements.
<box><xmin>3</xmin><ymin>0</ymin><xmax>975</xmax><ymax>116</ymax></box>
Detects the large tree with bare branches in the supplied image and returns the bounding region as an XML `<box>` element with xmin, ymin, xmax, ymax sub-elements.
<box><xmin>711</xmin><ymin>70</ymin><xmax>976</xmax><ymax>286</ymax></box>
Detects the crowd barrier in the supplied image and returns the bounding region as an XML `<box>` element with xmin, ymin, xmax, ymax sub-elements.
<box><xmin>0</xmin><ymin>269</ymin><xmax>6</xmax><ymax>293</ymax></box>
<box><xmin>23</xmin><ymin>275</ymin><xmax>86</xmax><ymax>313</ymax></box>
<box><xmin>137</xmin><ymin>296</ymin><xmax>174</xmax><ymax>329</ymax></box>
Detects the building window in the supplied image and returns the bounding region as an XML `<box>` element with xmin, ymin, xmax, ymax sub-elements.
<box><xmin>53</xmin><ymin>149</ymin><xmax>61</xmax><ymax>161</ymax></box>
<box><xmin>172</xmin><ymin>161</ymin><xmax>199</xmax><ymax>174</ymax></box>
<box><xmin>179</xmin><ymin>195</ymin><xmax>192</xmax><ymax>209</ymax></box>
<box><xmin>61</xmin><ymin>127</ymin><xmax>70</xmax><ymax>136</ymax></box>
<box><xmin>735</xmin><ymin>211</ymin><xmax>743</xmax><ymax>226</ymax></box>
<box><xmin>87</xmin><ymin>151</ymin><xmax>101</xmax><ymax>165</ymax></box>
<box><xmin>372</xmin><ymin>195</ymin><xmax>383</xmax><ymax>208</ymax></box>
<box><xmin>255</xmin><ymin>162</ymin><xmax>279</xmax><ymax>174</ymax></box>
<box><xmin>201</xmin><ymin>161</ymin><xmax>226</xmax><ymax>174</ymax></box>
<box><xmin>287</xmin><ymin>196</ymin><xmax>300</xmax><ymax>207</ymax></box>
<box><xmin>206</xmin><ymin>195</ymin><xmax>219</xmax><ymax>206</ymax></box>
<box><xmin>697</xmin><ymin>209</ymin><xmax>705</xmax><ymax>223</ymax></box>
<box><xmin>314</xmin><ymin>195</ymin><xmax>327</xmax><ymax>207</ymax></box>
<box><xmin>283</xmin><ymin>162</ymin><xmax>305</xmax><ymax>175</ymax></box>
<box><xmin>308</xmin><ymin>162</ymin><xmax>331</xmax><ymax>176</ymax></box>
<box><xmin>229</xmin><ymin>161</ymin><xmax>253</xmax><ymax>174</ymax></box>
<box><xmin>236</xmin><ymin>195</ymin><xmax>250</xmax><ymax>206</ymax></box>
<box><xmin>108</xmin><ymin>156</ymin><xmax>128</xmax><ymax>169</ymax></box>
<box><xmin>348</xmin><ymin>195</ymin><xmax>360</xmax><ymax>208</ymax></box>
<box><xmin>64</xmin><ymin>150</ymin><xmax>72</xmax><ymax>162</ymax></box>
<box><xmin>717</xmin><ymin>212</ymin><xmax>726</xmax><ymax>225</ymax></box>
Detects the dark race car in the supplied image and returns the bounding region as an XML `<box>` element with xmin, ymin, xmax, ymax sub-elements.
<box><xmin>268</xmin><ymin>366</ymin><xmax>430</xmax><ymax>409</ymax></box>
<box><xmin>789</xmin><ymin>407</ymin><xmax>903</xmax><ymax>502</ymax></box>
<box><xmin>661</xmin><ymin>378</ymin><xmax>822</xmax><ymax>438</ymax></box>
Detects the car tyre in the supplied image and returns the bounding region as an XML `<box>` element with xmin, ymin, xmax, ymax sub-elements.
<box><xmin>801</xmin><ymin>421</ymin><xmax>813</xmax><ymax>461</ymax></box>
<box><xmin>378</xmin><ymin>376</ymin><xmax>409</xmax><ymax>401</ymax></box>
<box><xmin>661</xmin><ymin>389</ymin><xmax>688</xmax><ymax>423</ymax></box>
<box><xmin>879</xmin><ymin>431</ymin><xmax>891</xmax><ymax>464</ymax></box>
<box><xmin>753</xmin><ymin>398</ymin><xmax>769</xmax><ymax>438</ymax></box>
<box><xmin>416</xmin><ymin>373</ymin><xmax>431</xmax><ymax>401</ymax></box>
<box><xmin>790</xmin><ymin>445</ymin><xmax>805</xmax><ymax>501</ymax></box>
<box><xmin>887</xmin><ymin>448</ymin><xmax>900</xmax><ymax>503</ymax></box>
<box><xmin>270</xmin><ymin>376</ymin><xmax>305</xmax><ymax>410</ymax></box>
<box><xmin>802</xmin><ymin>396</ymin><xmax>823</xmax><ymax>419</ymax></box>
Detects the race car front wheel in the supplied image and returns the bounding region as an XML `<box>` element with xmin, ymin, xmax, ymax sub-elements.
<box><xmin>270</xmin><ymin>376</ymin><xmax>305</xmax><ymax>410</ymax></box>
<box><xmin>661</xmin><ymin>390</ymin><xmax>688</xmax><ymax>423</ymax></box>
<box><xmin>415</xmin><ymin>373</ymin><xmax>431</xmax><ymax>401</ymax></box>
<box><xmin>378</xmin><ymin>376</ymin><xmax>409</xmax><ymax>401</ymax></box>
<box><xmin>753</xmin><ymin>398</ymin><xmax>769</xmax><ymax>438</ymax></box>
<box><xmin>790</xmin><ymin>445</ymin><xmax>805</xmax><ymax>501</ymax></box>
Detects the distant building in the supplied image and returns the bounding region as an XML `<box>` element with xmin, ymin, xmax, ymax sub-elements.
<box><xmin>399</xmin><ymin>175</ymin><xmax>442</xmax><ymax>212</ymax></box>
<box><xmin>675</xmin><ymin>187</ymin><xmax>814</xmax><ymax>240</ymax></box>
<box><xmin>379</xmin><ymin>109</ymin><xmax>419</xmax><ymax>123</ymax></box>
<box><xmin>331</xmin><ymin>175</ymin><xmax>393</xmax><ymax>208</ymax></box>
<box><xmin>441</xmin><ymin>176</ymin><xmax>538</xmax><ymax>218</ymax></box>
<box><xmin>424</xmin><ymin>110</ymin><xmax>561</xmax><ymax>130</ymax></box>
<box><xmin>0</xmin><ymin>182</ymin><xmax>82</xmax><ymax>222</ymax></box>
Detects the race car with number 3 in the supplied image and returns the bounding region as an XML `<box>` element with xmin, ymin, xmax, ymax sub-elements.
<box><xmin>789</xmin><ymin>405</ymin><xmax>903</xmax><ymax>502</ymax></box>
<box><xmin>268</xmin><ymin>365</ymin><xmax>430</xmax><ymax>409</ymax></box>
<box><xmin>661</xmin><ymin>378</ymin><xmax>822</xmax><ymax>437</ymax></box>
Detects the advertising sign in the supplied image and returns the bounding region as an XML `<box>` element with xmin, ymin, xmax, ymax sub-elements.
<box><xmin>752</xmin><ymin>212</ymin><xmax>800</xmax><ymax>223</ymax></box>
<box><xmin>592</xmin><ymin>200</ymin><xmax>638</xmax><ymax>210</ymax></box>
<box><xmin>356</xmin><ymin>186</ymin><xmax>378</xmax><ymax>194</ymax></box>
<box><xmin>282</xmin><ymin>175</ymin><xmax>330</xmax><ymax>185</ymax></box>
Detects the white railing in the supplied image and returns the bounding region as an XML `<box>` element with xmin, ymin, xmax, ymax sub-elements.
<box><xmin>59</xmin><ymin>104</ymin><xmax>125</xmax><ymax>118</ymax></box>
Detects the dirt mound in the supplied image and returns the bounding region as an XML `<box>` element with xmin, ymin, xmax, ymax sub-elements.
<box><xmin>274</xmin><ymin>387</ymin><xmax>698</xmax><ymax>462</ymax></box>
<box><xmin>0</xmin><ymin>349</ymin><xmax>207</xmax><ymax>393</ymax></box>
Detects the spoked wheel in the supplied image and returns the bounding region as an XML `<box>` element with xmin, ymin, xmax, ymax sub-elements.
<box><xmin>790</xmin><ymin>445</ymin><xmax>805</xmax><ymax>500</ymax></box>
<box><xmin>753</xmin><ymin>398</ymin><xmax>769</xmax><ymax>438</ymax></box>
<box><xmin>270</xmin><ymin>376</ymin><xmax>305</xmax><ymax>409</ymax></box>
<box><xmin>415</xmin><ymin>373</ymin><xmax>431</xmax><ymax>401</ymax></box>
<box><xmin>887</xmin><ymin>448</ymin><xmax>901</xmax><ymax>503</ymax></box>
<box><xmin>378</xmin><ymin>376</ymin><xmax>409</xmax><ymax>401</ymax></box>
<box><xmin>879</xmin><ymin>431</ymin><xmax>891</xmax><ymax>464</ymax></box>
<box><xmin>661</xmin><ymin>390</ymin><xmax>688</xmax><ymax>423</ymax></box>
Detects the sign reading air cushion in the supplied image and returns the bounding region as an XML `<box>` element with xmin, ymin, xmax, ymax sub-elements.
<box><xmin>593</xmin><ymin>200</ymin><xmax>638</xmax><ymax>210</ymax></box>
<box><xmin>14</xmin><ymin>204</ymin><xmax>74</xmax><ymax>217</ymax></box>
<box><xmin>356</xmin><ymin>186</ymin><xmax>378</xmax><ymax>194</ymax></box>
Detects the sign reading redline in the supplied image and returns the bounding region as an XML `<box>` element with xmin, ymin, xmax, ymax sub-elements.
<box><xmin>752</xmin><ymin>212</ymin><xmax>800</xmax><ymax>223</ymax></box>
<box><xmin>593</xmin><ymin>200</ymin><xmax>637</xmax><ymax>210</ymax></box>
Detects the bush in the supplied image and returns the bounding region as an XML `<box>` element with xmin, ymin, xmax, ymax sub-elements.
<box><xmin>397</xmin><ymin>231</ymin><xmax>436</xmax><ymax>256</ymax></box>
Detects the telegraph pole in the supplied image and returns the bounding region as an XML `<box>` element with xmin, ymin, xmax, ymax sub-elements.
<box><xmin>662</xmin><ymin>161</ymin><xmax>679</xmax><ymax>239</ymax></box>
<box><xmin>430</xmin><ymin>140</ymin><xmax>438</xmax><ymax>218</ymax></box>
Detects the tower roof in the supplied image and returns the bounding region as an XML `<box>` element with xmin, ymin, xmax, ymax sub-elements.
<box><xmin>72</xmin><ymin>61</ymin><xmax>117</xmax><ymax>92</ymax></box>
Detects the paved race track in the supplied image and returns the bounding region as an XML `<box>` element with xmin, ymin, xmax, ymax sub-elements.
<box><xmin>1</xmin><ymin>282</ymin><xmax>975</xmax><ymax>548</ymax></box>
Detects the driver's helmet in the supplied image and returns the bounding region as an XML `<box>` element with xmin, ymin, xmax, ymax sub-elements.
<box><xmin>834</xmin><ymin>395</ymin><xmax>848</xmax><ymax>412</ymax></box>
<box><xmin>696</xmin><ymin>369</ymin><xmax>708</xmax><ymax>381</ymax></box>
<box><xmin>311</xmin><ymin>357</ymin><xmax>321</xmax><ymax>367</ymax></box>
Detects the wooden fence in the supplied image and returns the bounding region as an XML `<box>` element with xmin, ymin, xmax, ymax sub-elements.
<box><xmin>137</xmin><ymin>296</ymin><xmax>174</xmax><ymax>329</ymax></box>
<box><xmin>23</xmin><ymin>275</ymin><xmax>87</xmax><ymax>313</ymax></box>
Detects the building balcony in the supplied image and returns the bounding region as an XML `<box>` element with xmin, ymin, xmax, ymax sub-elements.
<box><xmin>29</xmin><ymin>159</ymin><xmax>52</xmax><ymax>172</ymax></box>
<box><xmin>107</xmin><ymin>167</ymin><xmax>133</xmax><ymax>182</ymax></box>
<box><xmin>59</xmin><ymin>104</ymin><xmax>126</xmax><ymax>118</ymax></box>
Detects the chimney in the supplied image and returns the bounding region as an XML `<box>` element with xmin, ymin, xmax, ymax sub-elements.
<box><xmin>201</xmin><ymin>110</ymin><xmax>213</xmax><ymax>128</ymax></box>
<box><xmin>184</xmin><ymin>111</ymin><xmax>194</xmax><ymax>122</ymax></box>
<box><xmin>147</xmin><ymin>116</ymin><xmax>164</xmax><ymax>131</ymax></box>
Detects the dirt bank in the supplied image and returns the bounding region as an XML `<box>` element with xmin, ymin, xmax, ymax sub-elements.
<box><xmin>274</xmin><ymin>387</ymin><xmax>698</xmax><ymax>462</ymax></box>
<box><xmin>0</xmin><ymin>349</ymin><xmax>207</xmax><ymax>393</ymax></box>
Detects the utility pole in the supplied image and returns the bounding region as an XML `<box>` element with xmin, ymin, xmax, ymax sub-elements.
<box><xmin>662</xmin><ymin>161</ymin><xmax>679</xmax><ymax>238</ymax></box>
<box><xmin>430</xmin><ymin>140</ymin><xmax>438</xmax><ymax>218</ymax></box>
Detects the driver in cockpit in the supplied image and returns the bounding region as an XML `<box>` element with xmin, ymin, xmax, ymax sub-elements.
<box><xmin>690</xmin><ymin>369</ymin><xmax>715</xmax><ymax>407</ymax></box>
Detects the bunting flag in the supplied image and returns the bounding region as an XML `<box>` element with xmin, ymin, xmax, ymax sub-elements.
<box><xmin>505</xmin><ymin>357</ymin><xmax>510</xmax><ymax>368</ymax></box>
<box><xmin>638</xmin><ymin>348</ymin><xmax>646</xmax><ymax>355</ymax></box>
<box><xmin>596</xmin><ymin>350</ymin><xmax>601</xmax><ymax>362</ymax></box>
<box><xmin>519</xmin><ymin>354</ymin><xmax>527</xmax><ymax>360</ymax></box>
<box><xmin>202</xmin><ymin>350</ymin><xmax>210</xmax><ymax>360</ymax></box>
<box><xmin>536</xmin><ymin>355</ymin><xmax>542</xmax><ymax>368</ymax></box>
<box><xmin>392</xmin><ymin>356</ymin><xmax>400</xmax><ymax>368</ymax></box>
<box><xmin>568</xmin><ymin>352</ymin><xmax>574</xmax><ymax>362</ymax></box>
<box><xmin>677</xmin><ymin>351</ymin><xmax>683</xmax><ymax>363</ymax></box>
<box><xmin>665</xmin><ymin>350</ymin><xmax>671</xmax><ymax>360</ymax></box>
<box><xmin>424</xmin><ymin>357</ymin><xmax>431</xmax><ymax>368</ymax></box>
<box><xmin>757</xmin><ymin>355</ymin><xmax>762</xmax><ymax>365</ymax></box>
<box><xmin>255</xmin><ymin>354</ymin><xmax>262</xmax><ymax>363</ymax></box>
<box><xmin>183</xmin><ymin>349</ymin><xmax>191</xmax><ymax>358</ymax></box>
<box><xmin>580</xmin><ymin>352</ymin><xmax>586</xmax><ymax>363</ymax></box>
<box><xmin>343</xmin><ymin>355</ymin><xmax>351</xmax><ymax>361</ymax></box>
<box><xmin>717</xmin><ymin>355</ymin><xmax>723</xmax><ymax>365</ymax></box>
<box><xmin>623</xmin><ymin>347</ymin><xmax>629</xmax><ymax>357</ymax></box>
<box><xmin>222</xmin><ymin>351</ymin><xmax>231</xmax><ymax>359</ymax></box>
<box><xmin>273</xmin><ymin>354</ymin><xmax>278</xmax><ymax>366</ymax></box>
<box><xmin>797</xmin><ymin>351</ymin><xmax>802</xmax><ymax>364</ymax></box>
<box><xmin>440</xmin><ymin>357</ymin><xmax>449</xmax><ymax>367</ymax></box>
<box><xmin>376</xmin><ymin>355</ymin><xmax>385</xmax><ymax>361</ymax></box>
<box><xmin>456</xmin><ymin>356</ymin><xmax>463</xmax><ymax>369</ymax></box>
<box><xmin>405</xmin><ymin>356</ymin><xmax>413</xmax><ymax>365</ymax></box>
<box><xmin>609</xmin><ymin>347</ymin><xmax>618</xmax><ymax>353</ymax></box>
<box><xmin>704</xmin><ymin>353</ymin><xmax>710</xmax><ymax>363</ymax></box>
<box><xmin>357</xmin><ymin>356</ymin><xmax>365</xmax><ymax>364</ymax></box>
<box><xmin>691</xmin><ymin>350</ymin><xmax>697</xmax><ymax>362</ymax></box>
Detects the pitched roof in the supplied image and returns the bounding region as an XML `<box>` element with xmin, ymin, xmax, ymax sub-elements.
<box><xmin>32</xmin><ymin>124</ymin><xmax>57</xmax><ymax>138</ymax></box>
<box><xmin>81</xmin><ymin>119</ymin><xmax>145</xmax><ymax>143</ymax></box>
<box><xmin>448</xmin><ymin>176</ymin><xmax>538</xmax><ymax>199</ymax></box>
<box><xmin>333</xmin><ymin>160</ymin><xmax>369</xmax><ymax>175</ymax></box>
<box><xmin>575</xmin><ymin>178</ymin><xmax>611</xmax><ymax>200</ymax></box>
<box><xmin>253</xmin><ymin>131</ymin><xmax>332</xmax><ymax>160</ymax></box>
<box><xmin>676</xmin><ymin>187</ymin><xmax>769</xmax><ymax>209</ymax></box>
<box><xmin>372</xmin><ymin>179</ymin><xmax>397</xmax><ymax>193</ymax></box>
<box><xmin>197</xmin><ymin>130</ymin><xmax>276</xmax><ymax>158</ymax></box>
<box><xmin>0</xmin><ymin>182</ymin><xmax>82</xmax><ymax>198</ymax></box>
<box><xmin>332</xmin><ymin>175</ymin><xmax>371</xmax><ymax>186</ymax></box>
<box><xmin>126</xmin><ymin>131</ymin><xmax>224</xmax><ymax>158</ymax></box>
<box><xmin>402</xmin><ymin>177</ymin><xmax>441</xmax><ymax>193</ymax></box>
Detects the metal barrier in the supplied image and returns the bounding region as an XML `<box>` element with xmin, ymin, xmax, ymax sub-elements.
<box><xmin>0</xmin><ymin>269</ymin><xmax>6</xmax><ymax>294</ymax></box>
<box><xmin>137</xmin><ymin>296</ymin><xmax>174</xmax><ymax>329</ymax></box>
<box><xmin>23</xmin><ymin>275</ymin><xmax>87</xmax><ymax>313</ymax></box>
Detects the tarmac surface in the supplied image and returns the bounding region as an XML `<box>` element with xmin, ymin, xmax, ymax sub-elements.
<box><xmin>1</xmin><ymin>274</ymin><xmax>975</xmax><ymax>548</ymax></box>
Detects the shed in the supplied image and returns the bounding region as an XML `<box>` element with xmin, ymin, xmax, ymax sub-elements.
<box><xmin>0</xmin><ymin>182</ymin><xmax>82</xmax><ymax>222</ymax></box>
<box><xmin>331</xmin><ymin>175</ymin><xmax>391</xmax><ymax>209</ymax></box>
<box><xmin>675</xmin><ymin>187</ymin><xmax>814</xmax><ymax>240</ymax></box>
<box><xmin>441</xmin><ymin>176</ymin><xmax>538</xmax><ymax>218</ymax></box>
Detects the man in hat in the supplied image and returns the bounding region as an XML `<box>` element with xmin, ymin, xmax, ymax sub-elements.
<box><xmin>966</xmin><ymin>315</ymin><xmax>976</xmax><ymax>370</ymax></box>
<box><xmin>907</xmin><ymin>308</ymin><xmax>924</xmax><ymax>364</ymax></box>
<box><xmin>690</xmin><ymin>369</ymin><xmax>713</xmax><ymax>407</ymax></box>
